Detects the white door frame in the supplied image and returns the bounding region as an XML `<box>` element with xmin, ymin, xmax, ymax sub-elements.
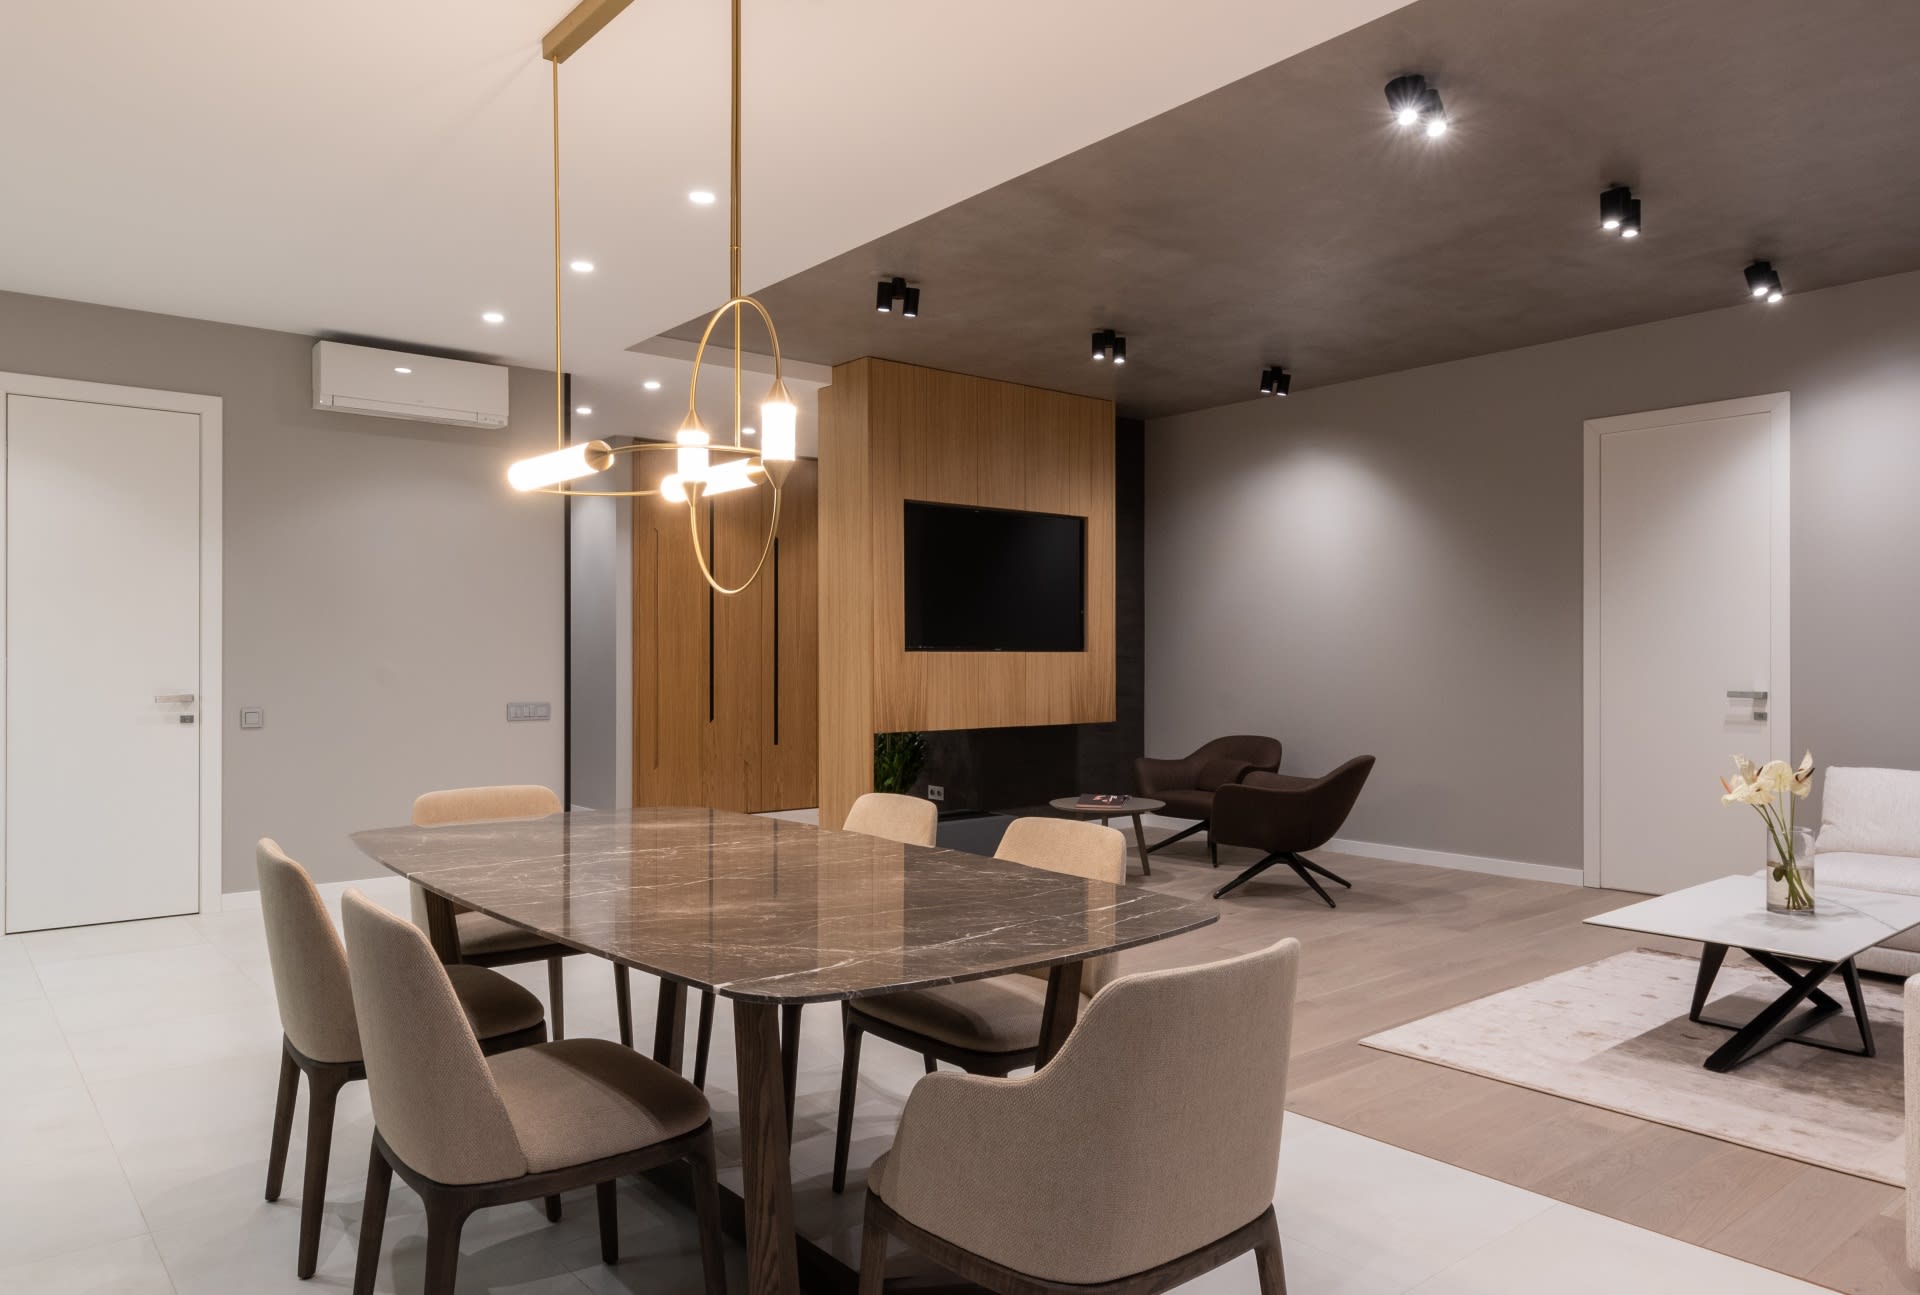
<box><xmin>1</xmin><ymin>372</ymin><xmax>223</xmax><ymax>923</ymax></box>
<box><xmin>1582</xmin><ymin>392</ymin><xmax>1790</xmax><ymax>888</ymax></box>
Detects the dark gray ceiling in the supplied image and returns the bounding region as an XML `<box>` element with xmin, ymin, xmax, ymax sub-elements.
<box><xmin>662</xmin><ymin>0</ymin><xmax>1920</xmax><ymax>419</ymax></box>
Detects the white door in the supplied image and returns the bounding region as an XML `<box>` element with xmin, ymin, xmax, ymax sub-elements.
<box><xmin>5</xmin><ymin>394</ymin><xmax>203</xmax><ymax>931</ymax></box>
<box><xmin>1586</xmin><ymin>395</ymin><xmax>1790</xmax><ymax>895</ymax></box>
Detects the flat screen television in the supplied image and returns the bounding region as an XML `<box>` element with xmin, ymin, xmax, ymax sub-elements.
<box><xmin>903</xmin><ymin>500</ymin><xmax>1086</xmax><ymax>652</ymax></box>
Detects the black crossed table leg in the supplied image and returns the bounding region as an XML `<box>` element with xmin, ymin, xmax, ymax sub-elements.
<box><xmin>1689</xmin><ymin>942</ymin><xmax>1876</xmax><ymax>1073</ymax></box>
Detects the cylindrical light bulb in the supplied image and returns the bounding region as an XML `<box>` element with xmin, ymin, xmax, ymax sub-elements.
<box><xmin>660</xmin><ymin>473</ymin><xmax>687</xmax><ymax>503</ymax></box>
<box><xmin>675</xmin><ymin>413</ymin><xmax>709</xmax><ymax>482</ymax></box>
<box><xmin>702</xmin><ymin>458</ymin><xmax>759</xmax><ymax>495</ymax></box>
<box><xmin>507</xmin><ymin>440</ymin><xmax>612</xmax><ymax>491</ymax></box>
<box><xmin>760</xmin><ymin>381</ymin><xmax>798</xmax><ymax>463</ymax></box>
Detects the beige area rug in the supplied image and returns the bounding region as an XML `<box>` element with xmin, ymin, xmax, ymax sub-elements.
<box><xmin>1362</xmin><ymin>948</ymin><xmax>1906</xmax><ymax>1185</ymax></box>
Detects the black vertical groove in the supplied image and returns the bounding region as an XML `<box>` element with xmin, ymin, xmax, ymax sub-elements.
<box><xmin>561</xmin><ymin>374</ymin><xmax>573</xmax><ymax>808</ymax></box>
<box><xmin>771</xmin><ymin>537</ymin><xmax>781</xmax><ymax>746</ymax></box>
<box><xmin>707</xmin><ymin>499</ymin><xmax>716</xmax><ymax>724</ymax></box>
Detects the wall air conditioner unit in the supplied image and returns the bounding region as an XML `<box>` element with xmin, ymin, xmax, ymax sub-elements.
<box><xmin>312</xmin><ymin>341</ymin><xmax>510</xmax><ymax>428</ymax></box>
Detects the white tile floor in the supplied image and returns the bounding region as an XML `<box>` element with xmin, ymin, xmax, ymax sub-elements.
<box><xmin>0</xmin><ymin>878</ymin><xmax>1832</xmax><ymax>1294</ymax></box>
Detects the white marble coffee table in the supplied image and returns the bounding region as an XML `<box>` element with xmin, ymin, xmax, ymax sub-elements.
<box><xmin>1585</xmin><ymin>874</ymin><xmax>1920</xmax><ymax>1072</ymax></box>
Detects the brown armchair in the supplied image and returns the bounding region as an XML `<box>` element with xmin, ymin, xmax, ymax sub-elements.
<box><xmin>1210</xmin><ymin>756</ymin><xmax>1376</xmax><ymax>904</ymax></box>
<box><xmin>1134</xmin><ymin>735</ymin><xmax>1282</xmax><ymax>866</ymax></box>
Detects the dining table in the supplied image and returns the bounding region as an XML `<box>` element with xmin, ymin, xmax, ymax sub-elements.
<box><xmin>352</xmin><ymin>805</ymin><xmax>1217</xmax><ymax>1295</ymax></box>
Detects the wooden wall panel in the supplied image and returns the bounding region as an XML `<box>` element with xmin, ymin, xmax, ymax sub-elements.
<box><xmin>817</xmin><ymin>358</ymin><xmax>1115</xmax><ymax>827</ymax></box>
<box><xmin>632</xmin><ymin>461</ymin><xmax>818</xmax><ymax>813</ymax></box>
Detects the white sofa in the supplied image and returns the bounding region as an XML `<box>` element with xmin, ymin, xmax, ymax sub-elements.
<box><xmin>1817</xmin><ymin>766</ymin><xmax>1920</xmax><ymax>976</ymax></box>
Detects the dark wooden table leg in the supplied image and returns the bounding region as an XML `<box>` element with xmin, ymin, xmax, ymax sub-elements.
<box><xmin>1703</xmin><ymin>957</ymin><xmax>1840</xmax><ymax>1073</ymax></box>
<box><xmin>1129</xmin><ymin>814</ymin><xmax>1152</xmax><ymax>877</ymax></box>
<box><xmin>780</xmin><ymin>1003</ymin><xmax>804</xmax><ymax>1138</ymax></box>
<box><xmin>1688</xmin><ymin>942</ymin><xmax>1728</xmax><ymax>1021</ymax></box>
<box><xmin>615</xmin><ymin>965</ymin><xmax>634</xmax><ymax>1048</ymax></box>
<box><xmin>654</xmin><ymin>980</ymin><xmax>688</xmax><ymax>1073</ymax></box>
<box><xmin>421</xmin><ymin>891</ymin><xmax>463</xmax><ymax>963</ymax></box>
<box><xmin>1036</xmin><ymin>961</ymin><xmax>1084</xmax><ymax>1068</ymax></box>
<box><xmin>734</xmin><ymin>1001</ymin><xmax>800</xmax><ymax>1295</ymax></box>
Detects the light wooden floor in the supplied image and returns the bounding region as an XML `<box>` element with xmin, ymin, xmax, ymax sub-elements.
<box><xmin>1123</xmin><ymin>836</ymin><xmax>1914</xmax><ymax>1295</ymax></box>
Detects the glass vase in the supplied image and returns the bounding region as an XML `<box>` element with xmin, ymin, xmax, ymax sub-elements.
<box><xmin>1766</xmin><ymin>826</ymin><xmax>1817</xmax><ymax>914</ymax></box>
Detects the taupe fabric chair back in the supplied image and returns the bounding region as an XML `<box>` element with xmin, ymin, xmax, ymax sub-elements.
<box><xmin>844</xmin><ymin>792</ymin><xmax>939</xmax><ymax>847</ymax></box>
<box><xmin>996</xmin><ymin>817</ymin><xmax>1126</xmax><ymax>995</ymax></box>
<box><xmin>407</xmin><ymin>784</ymin><xmax>564</xmax><ymax>927</ymax></box>
<box><xmin>341</xmin><ymin>890</ymin><xmax>529</xmax><ymax>1185</ymax></box>
<box><xmin>412</xmin><ymin>784</ymin><xmax>563</xmax><ymax>827</ymax></box>
<box><xmin>879</xmin><ymin>937</ymin><xmax>1301</xmax><ymax>1283</ymax></box>
<box><xmin>256</xmin><ymin>839</ymin><xmax>361</xmax><ymax>1065</ymax></box>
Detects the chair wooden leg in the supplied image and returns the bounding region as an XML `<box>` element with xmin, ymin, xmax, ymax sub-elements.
<box><xmin>857</xmin><ymin>1204</ymin><xmax>889</xmax><ymax>1295</ymax></box>
<box><xmin>832</xmin><ymin>1014</ymin><xmax>864</xmax><ymax>1194</ymax></box>
<box><xmin>1252</xmin><ymin>1207</ymin><xmax>1287</xmax><ymax>1294</ymax></box>
<box><xmin>693</xmin><ymin>989</ymin><xmax>716</xmax><ymax>1090</ymax></box>
<box><xmin>595</xmin><ymin>1180</ymin><xmax>619</xmax><ymax>1264</ymax></box>
<box><xmin>264</xmin><ymin>1046</ymin><xmax>299</xmax><ymax>1202</ymax></box>
<box><xmin>351</xmin><ymin>1142</ymin><xmax>392</xmax><ymax>1295</ymax></box>
<box><xmin>545</xmin><ymin>1194</ymin><xmax>562</xmax><ymax>1222</ymax></box>
<box><xmin>297</xmin><ymin>1064</ymin><xmax>345</xmax><ymax>1279</ymax></box>
<box><xmin>1208</xmin><ymin>827</ymin><xmax>1218</xmax><ymax>867</ymax></box>
<box><xmin>421</xmin><ymin>1195</ymin><xmax>469</xmax><ymax>1295</ymax></box>
<box><xmin>546</xmin><ymin>956</ymin><xmax>566</xmax><ymax>1040</ymax></box>
<box><xmin>688</xmin><ymin>1131</ymin><xmax>729</xmax><ymax>1295</ymax></box>
<box><xmin>923</xmin><ymin>1054</ymin><xmax>936</xmax><ymax>1074</ymax></box>
<box><xmin>614</xmin><ymin>964</ymin><xmax>633</xmax><ymax>1048</ymax></box>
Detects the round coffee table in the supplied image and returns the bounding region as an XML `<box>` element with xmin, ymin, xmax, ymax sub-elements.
<box><xmin>1048</xmin><ymin>797</ymin><xmax>1164</xmax><ymax>876</ymax></box>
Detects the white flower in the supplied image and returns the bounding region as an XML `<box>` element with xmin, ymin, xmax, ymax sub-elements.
<box><xmin>1721</xmin><ymin>776</ymin><xmax>1770</xmax><ymax>807</ymax></box>
<box><xmin>1732</xmin><ymin>754</ymin><xmax>1759</xmax><ymax>782</ymax></box>
<box><xmin>1756</xmin><ymin>760</ymin><xmax>1794</xmax><ymax>794</ymax></box>
<box><xmin>1792</xmin><ymin>751</ymin><xmax>1816</xmax><ymax>800</ymax></box>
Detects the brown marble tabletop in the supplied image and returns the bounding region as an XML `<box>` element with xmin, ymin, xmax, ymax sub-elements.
<box><xmin>351</xmin><ymin>805</ymin><xmax>1217</xmax><ymax>1295</ymax></box>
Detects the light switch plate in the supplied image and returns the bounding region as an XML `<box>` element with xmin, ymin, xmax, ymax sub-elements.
<box><xmin>507</xmin><ymin>702</ymin><xmax>552</xmax><ymax>722</ymax></box>
<box><xmin>927</xmin><ymin>785</ymin><xmax>945</xmax><ymax>802</ymax></box>
<box><xmin>238</xmin><ymin>707</ymin><xmax>265</xmax><ymax>729</ymax></box>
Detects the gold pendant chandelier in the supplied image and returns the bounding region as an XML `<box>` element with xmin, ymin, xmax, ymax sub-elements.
<box><xmin>507</xmin><ymin>0</ymin><xmax>795</xmax><ymax>597</ymax></box>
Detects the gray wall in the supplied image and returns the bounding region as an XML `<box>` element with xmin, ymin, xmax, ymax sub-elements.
<box><xmin>1146</xmin><ymin>268</ymin><xmax>1920</xmax><ymax>872</ymax></box>
<box><xmin>0</xmin><ymin>289</ymin><xmax>566</xmax><ymax>891</ymax></box>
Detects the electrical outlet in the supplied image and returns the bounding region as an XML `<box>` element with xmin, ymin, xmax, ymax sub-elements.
<box><xmin>927</xmin><ymin>785</ymin><xmax>945</xmax><ymax>802</ymax></box>
<box><xmin>506</xmin><ymin>702</ymin><xmax>552</xmax><ymax>722</ymax></box>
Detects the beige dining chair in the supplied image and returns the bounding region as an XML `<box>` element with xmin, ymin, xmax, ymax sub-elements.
<box><xmin>256</xmin><ymin>840</ymin><xmax>548</xmax><ymax>1279</ymax></box>
<box><xmin>857</xmin><ymin>937</ymin><xmax>1300</xmax><ymax>1294</ymax></box>
<box><xmin>341</xmin><ymin>891</ymin><xmax>727</xmax><ymax>1295</ymax></box>
<box><xmin>410</xmin><ymin>785</ymin><xmax>635</xmax><ymax>1046</ymax></box>
<box><xmin>832</xmin><ymin>816</ymin><xmax>1124</xmax><ymax>1193</ymax></box>
<box><xmin>688</xmin><ymin>792</ymin><xmax>942</xmax><ymax>1095</ymax></box>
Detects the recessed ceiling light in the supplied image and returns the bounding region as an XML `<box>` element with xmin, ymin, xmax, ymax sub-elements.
<box><xmin>569</xmin><ymin>259</ymin><xmax>595</xmax><ymax>273</ymax></box>
<box><xmin>744</xmin><ymin>425</ymin><xmax>758</xmax><ymax>437</ymax></box>
<box><xmin>481</xmin><ymin>310</ymin><xmax>505</xmax><ymax>324</ymax></box>
<box><xmin>393</xmin><ymin>366</ymin><xmax>412</xmax><ymax>374</ymax></box>
<box><xmin>688</xmin><ymin>190</ymin><xmax>717</xmax><ymax>205</ymax></box>
<box><xmin>575</xmin><ymin>405</ymin><xmax>593</xmax><ymax>416</ymax></box>
<box><xmin>643</xmin><ymin>379</ymin><xmax>662</xmax><ymax>391</ymax></box>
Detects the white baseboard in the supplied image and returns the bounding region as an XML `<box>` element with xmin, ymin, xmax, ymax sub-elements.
<box><xmin>1323</xmin><ymin>836</ymin><xmax>1582</xmax><ymax>885</ymax></box>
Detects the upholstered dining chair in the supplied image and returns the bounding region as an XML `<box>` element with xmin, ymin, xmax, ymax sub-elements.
<box><xmin>831</xmin><ymin>816</ymin><xmax>1124</xmax><ymax>1194</ymax></box>
<box><xmin>857</xmin><ymin>937</ymin><xmax>1300</xmax><ymax>1295</ymax></box>
<box><xmin>688</xmin><ymin>791</ymin><xmax>942</xmax><ymax>1095</ymax></box>
<box><xmin>1209</xmin><ymin>756</ymin><xmax>1376</xmax><ymax>904</ymax></box>
<box><xmin>256</xmin><ymin>840</ymin><xmax>548</xmax><ymax>1279</ymax></box>
<box><xmin>1134</xmin><ymin>735</ymin><xmax>1282</xmax><ymax>866</ymax></box>
<box><xmin>411</xmin><ymin>785</ymin><xmax>634</xmax><ymax>1046</ymax></box>
<box><xmin>341</xmin><ymin>891</ymin><xmax>727</xmax><ymax>1295</ymax></box>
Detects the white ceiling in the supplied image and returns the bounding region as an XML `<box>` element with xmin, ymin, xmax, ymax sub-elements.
<box><xmin>0</xmin><ymin>0</ymin><xmax>1408</xmax><ymax>441</ymax></box>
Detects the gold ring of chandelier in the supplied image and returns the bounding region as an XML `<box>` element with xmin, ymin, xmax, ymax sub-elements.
<box><xmin>506</xmin><ymin>1</ymin><xmax>795</xmax><ymax>597</ymax></box>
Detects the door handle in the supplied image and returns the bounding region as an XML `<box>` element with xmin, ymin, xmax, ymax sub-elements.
<box><xmin>1727</xmin><ymin>690</ymin><xmax>1769</xmax><ymax>721</ymax></box>
<box><xmin>153</xmin><ymin>693</ymin><xmax>196</xmax><ymax>704</ymax></box>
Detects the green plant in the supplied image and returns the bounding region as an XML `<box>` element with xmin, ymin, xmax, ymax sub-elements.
<box><xmin>873</xmin><ymin>732</ymin><xmax>929</xmax><ymax>794</ymax></box>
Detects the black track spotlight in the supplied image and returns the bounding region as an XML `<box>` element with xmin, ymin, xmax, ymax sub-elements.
<box><xmin>1744</xmin><ymin>260</ymin><xmax>1784</xmax><ymax>303</ymax></box>
<box><xmin>1620</xmin><ymin>197</ymin><xmax>1641</xmax><ymax>239</ymax></box>
<box><xmin>875</xmin><ymin>276</ymin><xmax>914</xmax><ymax>317</ymax></box>
<box><xmin>1091</xmin><ymin>329</ymin><xmax>1123</xmax><ymax>362</ymax></box>
<box><xmin>1258</xmin><ymin>367</ymin><xmax>1292</xmax><ymax>397</ymax></box>
<box><xmin>1419</xmin><ymin>87</ymin><xmax>1448</xmax><ymax>137</ymax></box>
<box><xmin>1385</xmin><ymin>74</ymin><xmax>1428</xmax><ymax>127</ymax></box>
<box><xmin>1111</xmin><ymin>335</ymin><xmax>1127</xmax><ymax>365</ymax></box>
<box><xmin>1600</xmin><ymin>185</ymin><xmax>1631</xmax><ymax>232</ymax></box>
